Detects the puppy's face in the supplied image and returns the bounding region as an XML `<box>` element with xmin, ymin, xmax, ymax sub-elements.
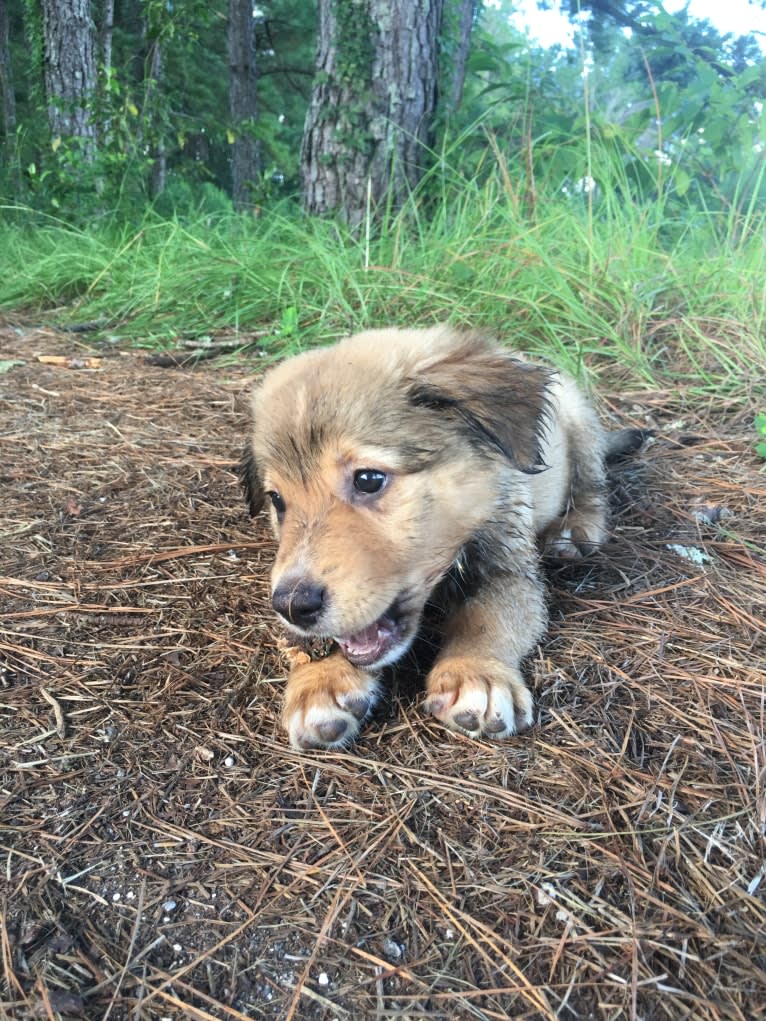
<box><xmin>242</xmin><ymin>328</ymin><xmax>549</xmax><ymax>670</ymax></box>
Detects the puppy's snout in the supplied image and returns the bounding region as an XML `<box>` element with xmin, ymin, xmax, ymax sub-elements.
<box><xmin>272</xmin><ymin>578</ymin><xmax>327</xmax><ymax>629</ymax></box>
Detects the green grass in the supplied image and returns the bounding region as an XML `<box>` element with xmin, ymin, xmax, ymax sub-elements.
<box><xmin>1</xmin><ymin>147</ymin><xmax>765</xmax><ymax>396</ymax></box>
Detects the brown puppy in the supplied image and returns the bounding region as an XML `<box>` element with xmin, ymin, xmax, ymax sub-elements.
<box><xmin>241</xmin><ymin>325</ymin><xmax>643</xmax><ymax>750</ymax></box>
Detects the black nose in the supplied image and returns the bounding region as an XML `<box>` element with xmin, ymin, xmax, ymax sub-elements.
<box><xmin>272</xmin><ymin>579</ymin><xmax>326</xmax><ymax>629</ymax></box>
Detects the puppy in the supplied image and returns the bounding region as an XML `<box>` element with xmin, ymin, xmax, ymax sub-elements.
<box><xmin>240</xmin><ymin>325</ymin><xmax>643</xmax><ymax>750</ymax></box>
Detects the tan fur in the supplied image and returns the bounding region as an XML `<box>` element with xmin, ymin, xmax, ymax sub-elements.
<box><xmin>241</xmin><ymin>325</ymin><xmax>631</xmax><ymax>750</ymax></box>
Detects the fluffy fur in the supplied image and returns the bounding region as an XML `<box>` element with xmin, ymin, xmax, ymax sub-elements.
<box><xmin>241</xmin><ymin>325</ymin><xmax>644</xmax><ymax>750</ymax></box>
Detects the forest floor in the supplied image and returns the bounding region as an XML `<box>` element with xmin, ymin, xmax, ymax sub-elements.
<box><xmin>1</xmin><ymin>318</ymin><xmax>764</xmax><ymax>1021</ymax></box>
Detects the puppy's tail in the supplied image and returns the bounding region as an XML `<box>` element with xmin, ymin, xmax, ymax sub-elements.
<box><xmin>605</xmin><ymin>428</ymin><xmax>653</xmax><ymax>462</ymax></box>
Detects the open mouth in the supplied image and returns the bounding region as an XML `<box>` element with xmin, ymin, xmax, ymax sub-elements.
<box><xmin>335</xmin><ymin>599</ymin><xmax>409</xmax><ymax>669</ymax></box>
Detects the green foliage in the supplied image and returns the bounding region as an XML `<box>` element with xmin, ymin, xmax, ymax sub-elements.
<box><xmin>1</xmin><ymin>0</ymin><xmax>766</xmax><ymax>413</ymax></box>
<box><xmin>0</xmin><ymin>0</ymin><xmax>315</xmax><ymax>217</ymax></box>
<box><xmin>254</xmin><ymin>0</ymin><xmax>316</xmax><ymax>185</ymax></box>
<box><xmin>755</xmin><ymin>414</ymin><xmax>766</xmax><ymax>460</ymax></box>
<box><xmin>23</xmin><ymin>65</ymin><xmax>157</xmax><ymax>217</ymax></box>
<box><xmin>2</xmin><ymin>0</ymin><xmax>764</xmax><ymax>228</ymax></box>
<box><xmin>625</xmin><ymin>8</ymin><xmax>766</xmax><ymax>216</ymax></box>
<box><xmin>441</xmin><ymin>1</ymin><xmax>766</xmax><ymax>229</ymax></box>
<box><xmin>279</xmin><ymin>304</ymin><xmax>300</xmax><ymax>338</ymax></box>
<box><xmin>1</xmin><ymin>130</ymin><xmax>764</xmax><ymax>400</ymax></box>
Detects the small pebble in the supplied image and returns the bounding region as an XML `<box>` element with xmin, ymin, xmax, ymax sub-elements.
<box><xmin>692</xmin><ymin>504</ymin><xmax>732</xmax><ymax>525</ymax></box>
<box><xmin>163</xmin><ymin>899</ymin><xmax>177</xmax><ymax>913</ymax></box>
<box><xmin>224</xmin><ymin>756</ymin><xmax>235</xmax><ymax>768</ymax></box>
<box><xmin>317</xmin><ymin>972</ymin><xmax>329</xmax><ymax>987</ymax></box>
<box><xmin>383</xmin><ymin>937</ymin><xmax>402</xmax><ymax>960</ymax></box>
<box><xmin>112</xmin><ymin>893</ymin><xmax>121</xmax><ymax>902</ymax></box>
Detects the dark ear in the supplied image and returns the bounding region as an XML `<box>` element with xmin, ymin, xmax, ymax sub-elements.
<box><xmin>238</xmin><ymin>441</ymin><xmax>265</xmax><ymax>516</ymax></box>
<box><xmin>408</xmin><ymin>344</ymin><xmax>552</xmax><ymax>472</ymax></box>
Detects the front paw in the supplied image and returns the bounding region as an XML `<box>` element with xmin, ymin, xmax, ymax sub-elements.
<box><xmin>282</xmin><ymin>655</ymin><xmax>380</xmax><ymax>750</ymax></box>
<box><xmin>424</xmin><ymin>656</ymin><xmax>535</xmax><ymax>738</ymax></box>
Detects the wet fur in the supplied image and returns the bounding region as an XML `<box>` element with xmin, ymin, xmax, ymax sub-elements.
<box><xmin>241</xmin><ymin>325</ymin><xmax>645</xmax><ymax>749</ymax></box>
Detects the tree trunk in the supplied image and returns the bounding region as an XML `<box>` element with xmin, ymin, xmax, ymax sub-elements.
<box><xmin>146</xmin><ymin>38</ymin><xmax>166</xmax><ymax>197</ymax></box>
<box><xmin>0</xmin><ymin>0</ymin><xmax>16</xmax><ymax>139</ymax></box>
<box><xmin>41</xmin><ymin>0</ymin><xmax>97</xmax><ymax>160</ymax></box>
<box><xmin>446</xmin><ymin>0</ymin><xmax>477</xmax><ymax>111</ymax></box>
<box><xmin>228</xmin><ymin>0</ymin><xmax>259</xmax><ymax>211</ymax></box>
<box><xmin>301</xmin><ymin>0</ymin><xmax>445</xmax><ymax>227</ymax></box>
<box><xmin>99</xmin><ymin>0</ymin><xmax>114</xmax><ymax>74</ymax></box>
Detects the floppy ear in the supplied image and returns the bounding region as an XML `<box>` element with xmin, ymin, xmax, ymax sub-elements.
<box><xmin>238</xmin><ymin>440</ymin><xmax>265</xmax><ymax>516</ymax></box>
<box><xmin>408</xmin><ymin>344</ymin><xmax>552</xmax><ymax>473</ymax></box>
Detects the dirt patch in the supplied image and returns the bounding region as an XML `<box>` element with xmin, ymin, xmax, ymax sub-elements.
<box><xmin>1</xmin><ymin>322</ymin><xmax>764</xmax><ymax>1020</ymax></box>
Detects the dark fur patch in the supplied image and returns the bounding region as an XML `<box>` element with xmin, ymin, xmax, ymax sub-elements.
<box><xmin>262</xmin><ymin>420</ymin><xmax>330</xmax><ymax>487</ymax></box>
<box><xmin>434</xmin><ymin>520</ymin><xmax>537</xmax><ymax>611</ymax></box>
<box><xmin>408</xmin><ymin>348</ymin><xmax>552</xmax><ymax>473</ymax></box>
<box><xmin>238</xmin><ymin>441</ymin><xmax>264</xmax><ymax>516</ymax></box>
<box><xmin>605</xmin><ymin>428</ymin><xmax>653</xmax><ymax>461</ymax></box>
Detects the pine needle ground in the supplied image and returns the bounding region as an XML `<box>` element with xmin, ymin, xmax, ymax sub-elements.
<box><xmin>1</xmin><ymin>322</ymin><xmax>764</xmax><ymax>1020</ymax></box>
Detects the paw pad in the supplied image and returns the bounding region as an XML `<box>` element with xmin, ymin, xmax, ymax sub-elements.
<box><xmin>484</xmin><ymin>714</ymin><xmax>508</xmax><ymax>734</ymax></box>
<box><xmin>453</xmin><ymin>709</ymin><xmax>480</xmax><ymax>732</ymax></box>
<box><xmin>339</xmin><ymin>692</ymin><xmax>371</xmax><ymax>720</ymax></box>
<box><xmin>316</xmin><ymin>718</ymin><xmax>348</xmax><ymax>744</ymax></box>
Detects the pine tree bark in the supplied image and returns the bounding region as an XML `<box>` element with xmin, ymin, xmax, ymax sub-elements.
<box><xmin>0</xmin><ymin>0</ymin><xmax>16</xmax><ymax>139</ymax></box>
<box><xmin>301</xmin><ymin>0</ymin><xmax>445</xmax><ymax>227</ymax></box>
<box><xmin>447</xmin><ymin>0</ymin><xmax>478</xmax><ymax>110</ymax></box>
<box><xmin>228</xmin><ymin>0</ymin><xmax>259</xmax><ymax>211</ymax></box>
<box><xmin>41</xmin><ymin>0</ymin><xmax>97</xmax><ymax>160</ymax></box>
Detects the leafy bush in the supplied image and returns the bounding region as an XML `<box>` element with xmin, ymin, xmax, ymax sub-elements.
<box><xmin>445</xmin><ymin>3</ymin><xmax>766</xmax><ymax>228</ymax></box>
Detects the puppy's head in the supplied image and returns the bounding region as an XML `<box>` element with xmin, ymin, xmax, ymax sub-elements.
<box><xmin>241</xmin><ymin>326</ymin><xmax>550</xmax><ymax>669</ymax></box>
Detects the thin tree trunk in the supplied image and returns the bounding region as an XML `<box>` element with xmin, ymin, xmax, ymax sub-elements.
<box><xmin>41</xmin><ymin>0</ymin><xmax>97</xmax><ymax>161</ymax></box>
<box><xmin>146</xmin><ymin>38</ymin><xmax>165</xmax><ymax>197</ymax></box>
<box><xmin>0</xmin><ymin>0</ymin><xmax>16</xmax><ymax>139</ymax></box>
<box><xmin>100</xmin><ymin>0</ymin><xmax>114</xmax><ymax>74</ymax></box>
<box><xmin>301</xmin><ymin>0</ymin><xmax>445</xmax><ymax>227</ymax></box>
<box><xmin>228</xmin><ymin>0</ymin><xmax>259</xmax><ymax>211</ymax></box>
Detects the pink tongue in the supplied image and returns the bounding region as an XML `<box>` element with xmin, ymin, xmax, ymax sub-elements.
<box><xmin>339</xmin><ymin>620</ymin><xmax>392</xmax><ymax>657</ymax></box>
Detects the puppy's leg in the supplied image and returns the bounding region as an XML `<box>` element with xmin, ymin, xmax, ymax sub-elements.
<box><xmin>425</xmin><ymin>565</ymin><xmax>544</xmax><ymax>738</ymax></box>
<box><xmin>282</xmin><ymin>652</ymin><xmax>380</xmax><ymax>750</ymax></box>
<box><xmin>543</xmin><ymin>409</ymin><xmax>609</xmax><ymax>560</ymax></box>
<box><xmin>542</xmin><ymin>485</ymin><xmax>608</xmax><ymax>560</ymax></box>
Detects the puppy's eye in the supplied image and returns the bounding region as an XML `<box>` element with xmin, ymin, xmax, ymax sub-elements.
<box><xmin>353</xmin><ymin>469</ymin><xmax>387</xmax><ymax>495</ymax></box>
<box><xmin>267</xmin><ymin>491</ymin><xmax>286</xmax><ymax>515</ymax></box>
